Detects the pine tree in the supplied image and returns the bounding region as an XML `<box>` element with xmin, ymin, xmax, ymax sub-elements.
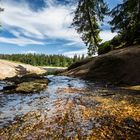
<box><xmin>109</xmin><ymin>0</ymin><xmax>140</xmax><ymax>45</ymax></box>
<box><xmin>72</xmin><ymin>0</ymin><xmax>108</xmax><ymax>56</ymax></box>
<box><xmin>81</xmin><ymin>54</ymin><xmax>85</xmax><ymax>60</ymax></box>
<box><xmin>73</xmin><ymin>54</ymin><xmax>78</xmax><ymax>62</ymax></box>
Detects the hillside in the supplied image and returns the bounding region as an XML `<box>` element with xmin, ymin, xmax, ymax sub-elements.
<box><xmin>0</xmin><ymin>59</ymin><xmax>46</xmax><ymax>80</ymax></box>
<box><xmin>64</xmin><ymin>45</ymin><xmax>140</xmax><ymax>85</ymax></box>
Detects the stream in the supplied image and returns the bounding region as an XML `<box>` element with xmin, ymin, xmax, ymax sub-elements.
<box><xmin>0</xmin><ymin>76</ymin><xmax>140</xmax><ymax>139</ymax></box>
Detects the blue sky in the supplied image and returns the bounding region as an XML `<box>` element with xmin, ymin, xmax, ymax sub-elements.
<box><xmin>0</xmin><ymin>0</ymin><xmax>121</xmax><ymax>57</ymax></box>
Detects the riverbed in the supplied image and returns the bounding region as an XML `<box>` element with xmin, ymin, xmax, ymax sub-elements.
<box><xmin>0</xmin><ymin>76</ymin><xmax>140</xmax><ymax>139</ymax></box>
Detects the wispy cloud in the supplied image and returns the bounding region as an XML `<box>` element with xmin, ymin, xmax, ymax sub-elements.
<box><xmin>0</xmin><ymin>0</ymin><xmax>117</xmax><ymax>55</ymax></box>
<box><xmin>23</xmin><ymin>50</ymin><xmax>38</xmax><ymax>54</ymax></box>
<box><xmin>1</xmin><ymin>0</ymin><xmax>82</xmax><ymax>45</ymax></box>
<box><xmin>63</xmin><ymin>48</ymin><xmax>88</xmax><ymax>58</ymax></box>
<box><xmin>100</xmin><ymin>30</ymin><xmax>117</xmax><ymax>42</ymax></box>
<box><xmin>0</xmin><ymin>36</ymin><xmax>44</xmax><ymax>46</ymax></box>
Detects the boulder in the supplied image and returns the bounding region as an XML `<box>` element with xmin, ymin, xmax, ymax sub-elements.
<box><xmin>64</xmin><ymin>45</ymin><xmax>140</xmax><ymax>85</ymax></box>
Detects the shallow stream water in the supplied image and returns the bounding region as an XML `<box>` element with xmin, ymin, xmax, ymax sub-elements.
<box><xmin>0</xmin><ymin>76</ymin><xmax>140</xmax><ymax>139</ymax></box>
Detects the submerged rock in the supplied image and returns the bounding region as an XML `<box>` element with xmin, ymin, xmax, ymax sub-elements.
<box><xmin>0</xmin><ymin>76</ymin><xmax>140</xmax><ymax>139</ymax></box>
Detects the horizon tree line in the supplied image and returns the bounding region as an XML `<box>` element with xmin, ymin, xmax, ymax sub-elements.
<box><xmin>0</xmin><ymin>53</ymin><xmax>86</xmax><ymax>67</ymax></box>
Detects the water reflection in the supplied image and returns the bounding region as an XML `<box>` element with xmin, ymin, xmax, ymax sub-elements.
<box><xmin>0</xmin><ymin>76</ymin><xmax>140</xmax><ymax>139</ymax></box>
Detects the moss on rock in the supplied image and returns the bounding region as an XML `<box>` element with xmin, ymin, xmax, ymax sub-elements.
<box><xmin>16</xmin><ymin>79</ymin><xmax>49</xmax><ymax>93</ymax></box>
<box><xmin>2</xmin><ymin>74</ymin><xmax>49</xmax><ymax>93</ymax></box>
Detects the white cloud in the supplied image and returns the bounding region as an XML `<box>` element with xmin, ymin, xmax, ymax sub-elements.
<box><xmin>63</xmin><ymin>30</ymin><xmax>117</xmax><ymax>57</ymax></box>
<box><xmin>100</xmin><ymin>30</ymin><xmax>117</xmax><ymax>42</ymax></box>
<box><xmin>1</xmin><ymin>0</ymin><xmax>82</xmax><ymax>45</ymax></box>
<box><xmin>0</xmin><ymin>0</ymin><xmax>117</xmax><ymax>48</ymax></box>
<box><xmin>23</xmin><ymin>50</ymin><xmax>38</xmax><ymax>54</ymax></box>
<box><xmin>63</xmin><ymin>48</ymin><xmax>87</xmax><ymax>58</ymax></box>
<box><xmin>0</xmin><ymin>36</ymin><xmax>44</xmax><ymax>46</ymax></box>
<box><xmin>64</xmin><ymin>42</ymin><xmax>79</xmax><ymax>46</ymax></box>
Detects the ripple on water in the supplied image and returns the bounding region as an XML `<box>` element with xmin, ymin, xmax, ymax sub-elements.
<box><xmin>0</xmin><ymin>76</ymin><xmax>140</xmax><ymax>139</ymax></box>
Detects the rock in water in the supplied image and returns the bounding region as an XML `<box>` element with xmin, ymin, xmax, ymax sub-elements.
<box><xmin>2</xmin><ymin>74</ymin><xmax>49</xmax><ymax>93</ymax></box>
<box><xmin>16</xmin><ymin>79</ymin><xmax>49</xmax><ymax>93</ymax></box>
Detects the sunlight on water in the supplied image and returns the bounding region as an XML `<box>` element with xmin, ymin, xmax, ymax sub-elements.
<box><xmin>0</xmin><ymin>76</ymin><xmax>140</xmax><ymax>139</ymax></box>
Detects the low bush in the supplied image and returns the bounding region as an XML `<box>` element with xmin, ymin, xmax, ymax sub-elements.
<box><xmin>98</xmin><ymin>41</ymin><xmax>112</xmax><ymax>55</ymax></box>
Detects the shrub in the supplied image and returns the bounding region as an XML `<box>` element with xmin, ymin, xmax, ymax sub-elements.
<box><xmin>98</xmin><ymin>35</ymin><xmax>123</xmax><ymax>55</ymax></box>
<box><xmin>98</xmin><ymin>40</ymin><xmax>112</xmax><ymax>55</ymax></box>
